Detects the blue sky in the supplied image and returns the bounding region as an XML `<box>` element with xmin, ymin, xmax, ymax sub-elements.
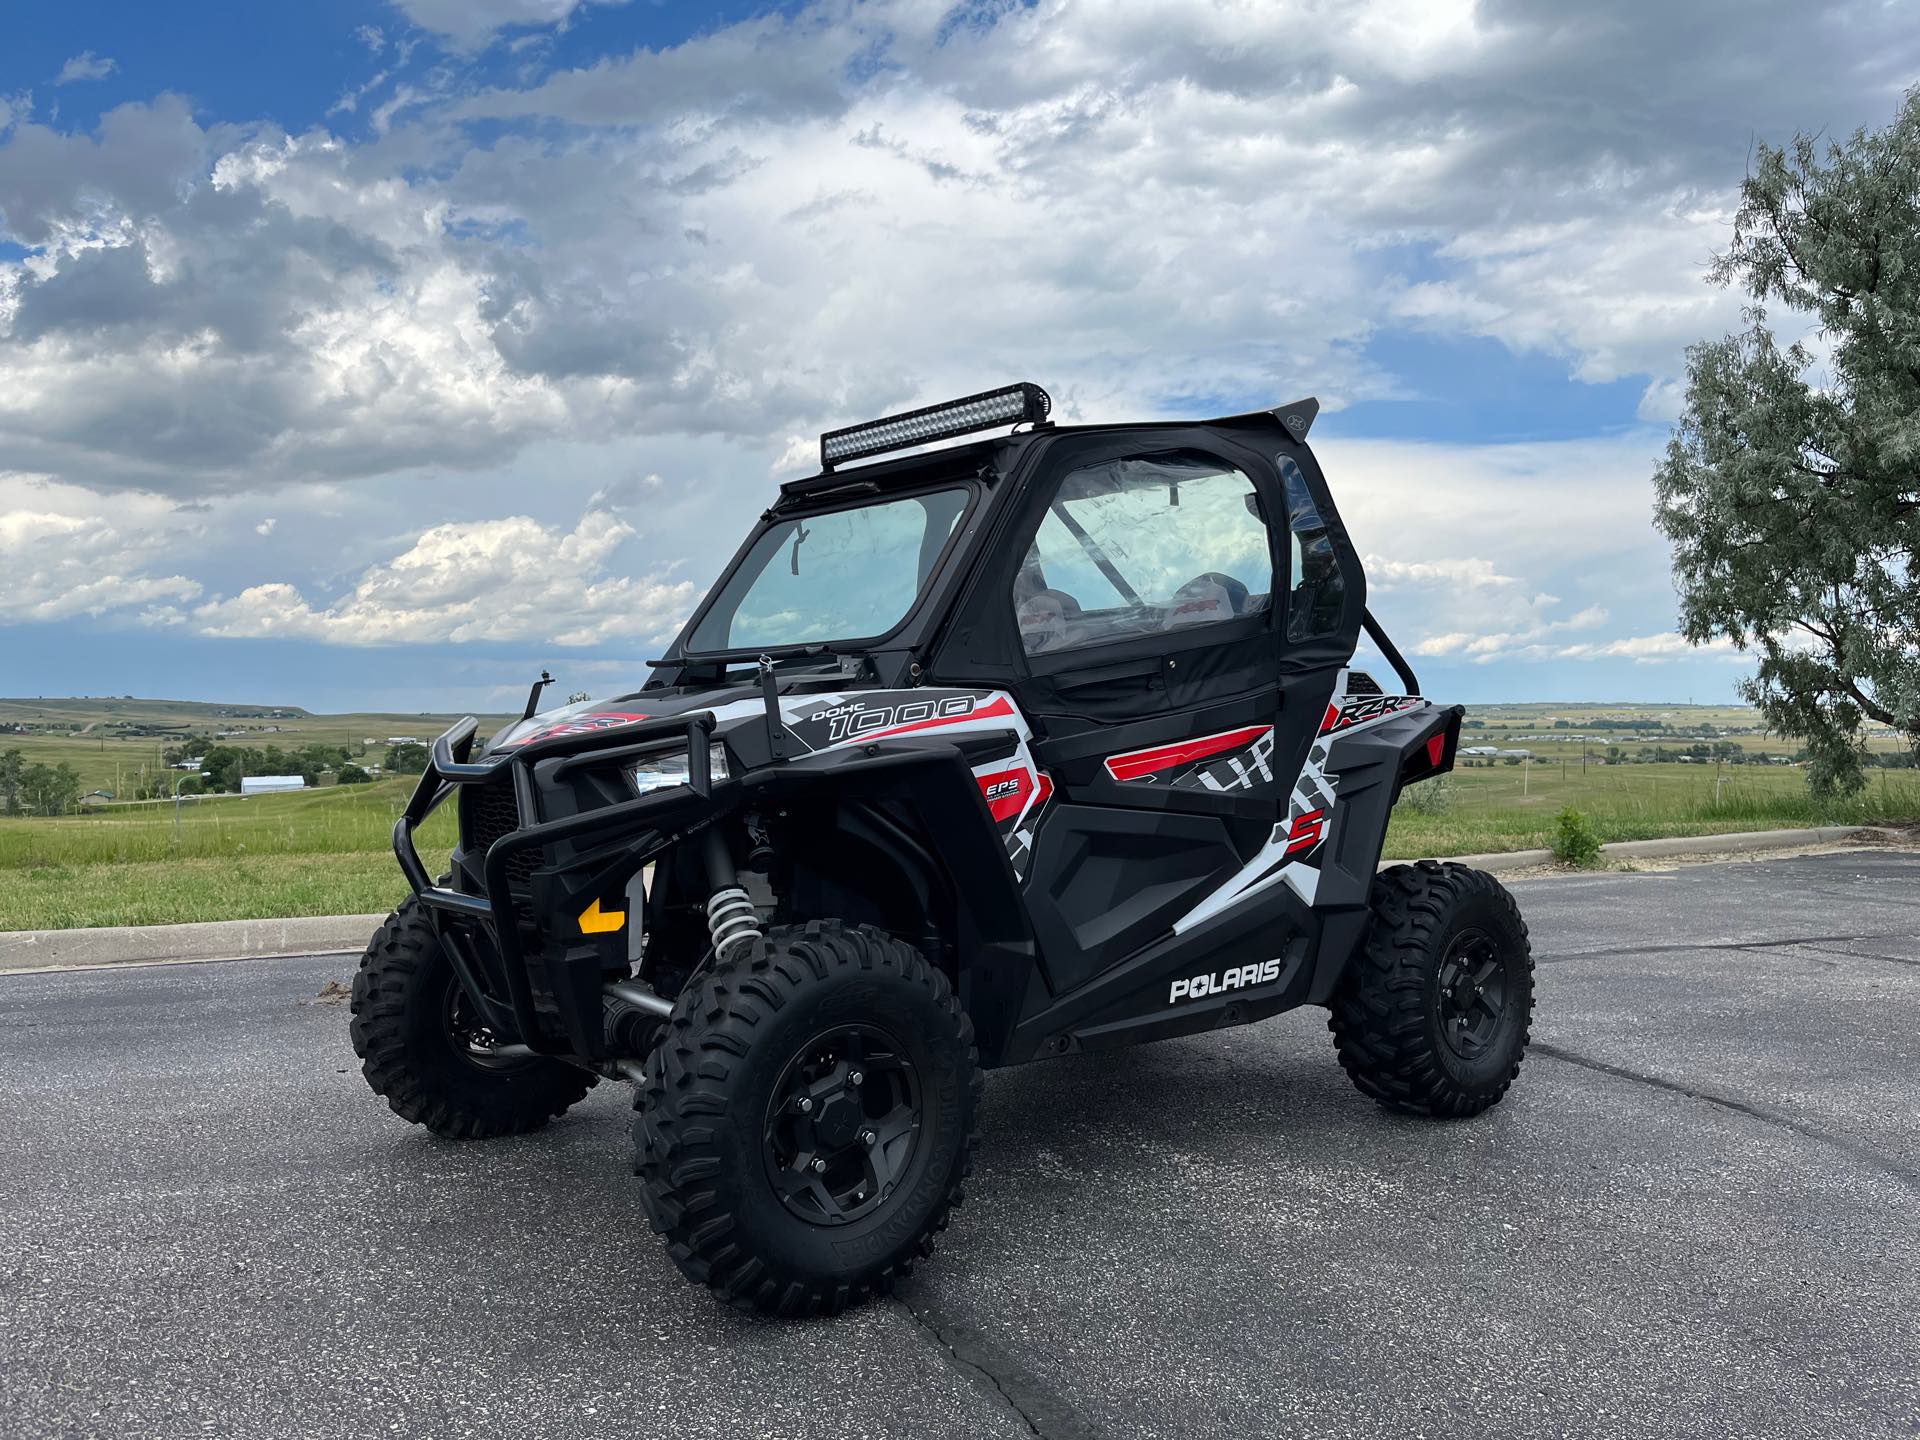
<box><xmin>2</xmin><ymin>0</ymin><xmax>1915</xmax><ymax>712</ymax></box>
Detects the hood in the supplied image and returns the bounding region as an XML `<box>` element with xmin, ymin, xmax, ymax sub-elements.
<box><xmin>485</xmin><ymin>682</ymin><xmax>764</xmax><ymax>754</ymax></box>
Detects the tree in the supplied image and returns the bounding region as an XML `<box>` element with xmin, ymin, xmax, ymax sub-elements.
<box><xmin>0</xmin><ymin>748</ymin><xmax>23</xmax><ymax>814</ymax></box>
<box><xmin>1654</xmin><ymin>90</ymin><xmax>1920</xmax><ymax>796</ymax></box>
<box><xmin>20</xmin><ymin>762</ymin><xmax>81</xmax><ymax>816</ymax></box>
<box><xmin>162</xmin><ymin>736</ymin><xmax>212</xmax><ymax>767</ymax></box>
<box><xmin>198</xmin><ymin>745</ymin><xmax>250</xmax><ymax>793</ymax></box>
<box><xmin>336</xmin><ymin>763</ymin><xmax>373</xmax><ymax>785</ymax></box>
<box><xmin>386</xmin><ymin>742</ymin><xmax>428</xmax><ymax>775</ymax></box>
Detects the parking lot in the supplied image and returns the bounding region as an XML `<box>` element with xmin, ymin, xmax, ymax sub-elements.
<box><xmin>3</xmin><ymin>848</ymin><xmax>1917</xmax><ymax>1439</ymax></box>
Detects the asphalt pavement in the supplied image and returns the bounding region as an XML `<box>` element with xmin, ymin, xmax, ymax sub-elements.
<box><xmin>2</xmin><ymin>849</ymin><xmax>1917</xmax><ymax>1439</ymax></box>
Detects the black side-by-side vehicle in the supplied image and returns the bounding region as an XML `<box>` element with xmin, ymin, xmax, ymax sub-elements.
<box><xmin>351</xmin><ymin>383</ymin><xmax>1535</xmax><ymax>1314</ymax></box>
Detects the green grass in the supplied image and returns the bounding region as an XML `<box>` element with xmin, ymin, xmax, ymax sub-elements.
<box><xmin>0</xmin><ymin>779</ymin><xmax>456</xmax><ymax>867</ymax></box>
<box><xmin>2</xmin><ymin>753</ymin><xmax>1915</xmax><ymax>932</ymax></box>
<box><xmin>0</xmin><ymin>782</ymin><xmax>455</xmax><ymax>930</ymax></box>
<box><xmin>0</xmin><ymin>854</ymin><xmax>427</xmax><ymax>930</ymax></box>
<box><xmin>1381</xmin><ymin>759</ymin><xmax>1920</xmax><ymax>859</ymax></box>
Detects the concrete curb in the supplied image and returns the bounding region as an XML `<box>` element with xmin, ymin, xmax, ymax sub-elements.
<box><xmin>0</xmin><ymin>913</ymin><xmax>387</xmax><ymax>974</ymax></box>
<box><xmin>0</xmin><ymin>825</ymin><xmax>1904</xmax><ymax>974</ymax></box>
<box><xmin>1418</xmin><ymin>824</ymin><xmax>1880</xmax><ymax>877</ymax></box>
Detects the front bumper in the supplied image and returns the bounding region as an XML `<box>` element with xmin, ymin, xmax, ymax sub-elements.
<box><xmin>394</xmin><ymin>712</ymin><xmax>724</xmax><ymax>1053</ymax></box>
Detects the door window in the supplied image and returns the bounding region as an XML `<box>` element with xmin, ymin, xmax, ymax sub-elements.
<box><xmin>1014</xmin><ymin>452</ymin><xmax>1273</xmax><ymax>656</ymax></box>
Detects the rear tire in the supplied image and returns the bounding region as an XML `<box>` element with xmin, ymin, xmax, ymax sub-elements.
<box><xmin>349</xmin><ymin>898</ymin><xmax>596</xmax><ymax>1138</ymax></box>
<box><xmin>635</xmin><ymin>920</ymin><xmax>982</xmax><ymax>1316</ymax></box>
<box><xmin>1329</xmin><ymin>861</ymin><xmax>1533</xmax><ymax>1117</ymax></box>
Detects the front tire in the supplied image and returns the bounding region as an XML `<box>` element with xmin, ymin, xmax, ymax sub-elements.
<box><xmin>349</xmin><ymin>899</ymin><xmax>596</xmax><ymax>1139</ymax></box>
<box><xmin>635</xmin><ymin>920</ymin><xmax>982</xmax><ymax>1316</ymax></box>
<box><xmin>1329</xmin><ymin>861</ymin><xmax>1533</xmax><ymax>1117</ymax></box>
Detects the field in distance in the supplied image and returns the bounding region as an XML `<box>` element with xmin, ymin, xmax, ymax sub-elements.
<box><xmin>0</xmin><ymin>696</ymin><xmax>514</xmax><ymax>797</ymax></box>
<box><xmin>2</xmin><ymin>696</ymin><xmax>1916</xmax><ymax>931</ymax></box>
<box><xmin>1457</xmin><ymin>700</ymin><xmax>1913</xmax><ymax>758</ymax></box>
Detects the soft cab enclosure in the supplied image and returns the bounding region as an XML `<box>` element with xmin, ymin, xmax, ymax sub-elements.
<box><xmin>391</xmin><ymin>390</ymin><xmax>1458</xmax><ymax>1068</ymax></box>
<box><xmin>356</xmin><ymin>382</ymin><xmax>1527</xmax><ymax>1319</ymax></box>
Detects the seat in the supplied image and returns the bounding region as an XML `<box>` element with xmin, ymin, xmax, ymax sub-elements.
<box><xmin>1017</xmin><ymin>587</ymin><xmax>1083</xmax><ymax>654</ymax></box>
<box><xmin>1163</xmin><ymin>571</ymin><xmax>1247</xmax><ymax>629</ymax></box>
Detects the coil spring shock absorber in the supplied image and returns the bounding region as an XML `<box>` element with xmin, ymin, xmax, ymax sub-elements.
<box><xmin>705</xmin><ymin>886</ymin><xmax>761</xmax><ymax>963</ymax></box>
<box><xmin>702</xmin><ymin>827</ymin><xmax>762</xmax><ymax>964</ymax></box>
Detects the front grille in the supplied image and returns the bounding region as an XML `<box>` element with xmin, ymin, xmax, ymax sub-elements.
<box><xmin>463</xmin><ymin>777</ymin><xmax>538</xmax><ymax>883</ymax></box>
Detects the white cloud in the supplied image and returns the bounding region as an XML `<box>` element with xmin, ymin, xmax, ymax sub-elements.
<box><xmin>1</xmin><ymin>0</ymin><xmax>1913</xmax><ymax>688</ymax></box>
<box><xmin>4</xmin><ymin>1</ymin><xmax>1907</xmax><ymax>506</ymax></box>
<box><xmin>255</xmin><ymin>517</ymin><xmax>276</xmax><ymax>535</ymax></box>
<box><xmin>1364</xmin><ymin>556</ymin><xmax>1522</xmax><ymax>591</ymax></box>
<box><xmin>1324</xmin><ymin>431</ymin><xmax>1680</xmax><ymax>667</ymax></box>
<box><xmin>390</xmin><ymin>0</ymin><xmax>628</xmax><ymax>52</ymax></box>
<box><xmin>191</xmin><ymin>508</ymin><xmax>697</xmax><ymax>646</ymax></box>
<box><xmin>0</xmin><ymin>478</ymin><xmax>201</xmax><ymax>623</ymax></box>
<box><xmin>54</xmin><ymin>52</ymin><xmax>118</xmax><ymax>85</ymax></box>
<box><xmin>1553</xmin><ymin>632</ymin><xmax>1746</xmax><ymax>664</ymax></box>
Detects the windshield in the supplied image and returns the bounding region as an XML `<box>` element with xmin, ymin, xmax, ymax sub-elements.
<box><xmin>687</xmin><ymin>487</ymin><xmax>971</xmax><ymax>653</ymax></box>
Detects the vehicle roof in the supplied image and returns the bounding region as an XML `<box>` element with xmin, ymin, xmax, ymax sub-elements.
<box><xmin>775</xmin><ymin>398</ymin><xmax>1318</xmax><ymax>503</ymax></box>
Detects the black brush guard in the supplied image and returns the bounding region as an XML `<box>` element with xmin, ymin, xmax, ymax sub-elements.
<box><xmin>394</xmin><ymin>712</ymin><xmax>722</xmax><ymax>1053</ymax></box>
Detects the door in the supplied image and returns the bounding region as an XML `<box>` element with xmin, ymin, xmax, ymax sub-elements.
<box><xmin>992</xmin><ymin>437</ymin><xmax>1320</xmax><ymax>993</ymax></box>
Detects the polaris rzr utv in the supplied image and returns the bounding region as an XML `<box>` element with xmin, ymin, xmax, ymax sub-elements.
<box><xmin>351</xmin><ymin>382</ymin><xmax>1534</xmax><ymax>1316</ymax></box>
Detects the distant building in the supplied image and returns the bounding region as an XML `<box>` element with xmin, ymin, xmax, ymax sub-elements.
<box><xmin>169</xmin><ymin>757</ymin><xmax>205</xmax><ymax>771</ymax></box>
<box><xmin>241</xmin><ymin>775</ymin><xmax>307</xmax><ymax>795</ymax></box>
<box><xmin>1462</xmin><ymin>746</ymin><xmax>1499</xmax><ymax>757</ymax></box>
<box><xmin>385</xmin><ymin>736</ymin><xmax>420</xmax><ymax>745</ymax></box>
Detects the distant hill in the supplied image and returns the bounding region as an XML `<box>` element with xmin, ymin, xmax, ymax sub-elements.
<box><xmin>0</xmin><ymin>697</ymin><xmax>315</xmax><ymax>726</ymax></box>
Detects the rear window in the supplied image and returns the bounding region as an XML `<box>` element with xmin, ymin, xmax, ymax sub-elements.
<box><xmin>1279</xmin><ymin>456</ymin><xmax>1345</xmax><ymax>642</ymax></box>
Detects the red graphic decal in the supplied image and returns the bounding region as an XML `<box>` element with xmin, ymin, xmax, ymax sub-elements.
<box><xmin>976</xmin><ymin>767</ymin><xmax>1037</xmax><ymax>824</ymax></box>
<box><xmin>856</xmin><ymin>695</ymin><xmax>1016</xmax><ymax>744</ymax></box>
<box><xmin>1032</xmin><ymin>771</ymin><xmax>1054</xmax><ymax>808</ymax></box>
<box><xmin>502</xmin><ymin>712</ymin><xmax>650</xmax><ymax>747</ymax></box>
<box><xmin>1284</xmin><ymin>808</ymin><xmax>1326</xmax><ymax>856</ymax></box>
<box><xmin>1319</xmin><ymin>694</ymin><xmax>1424</xmax><ymax>735</ymax></box>
<box><xmin>1105</xmin><ymin>725</ymin><xmax>1273</xmax><ymax>783</ymax></box>
<box><xmin>1425</xmin><ymin>733</ymin><xmax>1446</xmax><ymax>767</ymax></box>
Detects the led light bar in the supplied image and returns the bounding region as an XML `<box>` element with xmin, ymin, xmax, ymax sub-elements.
<box><xmin>820</xmin><ymin>382</ymin><xmax>1051</xmax><ymax>469</ymax></box>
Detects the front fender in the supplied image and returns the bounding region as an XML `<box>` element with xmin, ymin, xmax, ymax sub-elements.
<box><xmin>738</xmin><ymin>738</ymin><xmax>1041</xmax><ymax>1065</ymax></box>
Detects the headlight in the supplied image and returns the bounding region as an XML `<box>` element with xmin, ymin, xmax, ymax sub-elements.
<box><xmin>625</xmin><ymin>743</ymin><xmax>730</xmax><ymax>795</ymax></box>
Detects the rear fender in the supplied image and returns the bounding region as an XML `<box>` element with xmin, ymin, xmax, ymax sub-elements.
<box><xmin>1305</xmin><ymin>702</ymin><xmax>1463</xmax><ymax>1001</ymax></box>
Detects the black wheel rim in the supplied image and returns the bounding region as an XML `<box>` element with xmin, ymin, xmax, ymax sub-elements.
<box><xmin>763</xmin><ymin>1024</ymin><xmax>922</xmax><ymax>1227</ymax></box>
<box><xmin>1435</xmin><ymin>927</ymin><xmax>1509</xmax><ymax>1061</ymax></box>
<box><xmin>441</xmin><ymin>975</ymin><xmax>531</xmax><ymax>1073</ymax></box>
